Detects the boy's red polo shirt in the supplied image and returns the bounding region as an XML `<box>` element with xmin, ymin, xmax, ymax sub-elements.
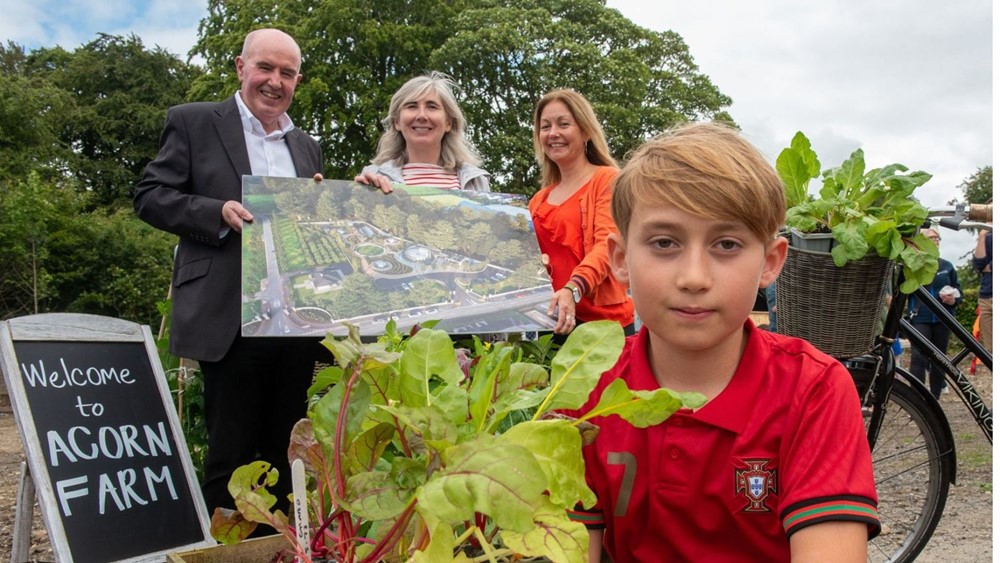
<box><xmin>568</xmin><ymin>321</ymin><xmax>879</xmax><ymax>562</ymax></box>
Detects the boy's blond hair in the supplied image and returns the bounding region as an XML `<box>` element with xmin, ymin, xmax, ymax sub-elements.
<box><xmin>611</xmin><ymin>122</ymin><xmax>786</xmax><ymax>242</ymax></box>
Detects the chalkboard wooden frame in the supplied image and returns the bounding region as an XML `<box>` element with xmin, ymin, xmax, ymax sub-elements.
<box><xmin>0</xmin><ymin>313</ymin><xmax>214</xmax><ymax>562</ymax></box>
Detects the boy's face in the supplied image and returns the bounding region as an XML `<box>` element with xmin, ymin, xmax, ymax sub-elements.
<box><xmin>609</xmin><ymin>204</ymin><xmax>786</xmax><ymax>356</ymax></box>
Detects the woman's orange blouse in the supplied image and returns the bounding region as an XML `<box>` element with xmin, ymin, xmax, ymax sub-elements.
<box><xmin>529</xmin><ymin>166</ymin><xmax>634</xmax><ymax>326</ymax></box>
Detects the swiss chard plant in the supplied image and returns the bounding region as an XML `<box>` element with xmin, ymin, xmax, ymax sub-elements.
<box><xmin>212</xmin><ymin>321</ymin><xmax>704</xmax><ymax>562</ymax></box>
<box><xmin>776</xmin><ymin>131</ymin><xmax>939</xmax><ymax>293</ymax></box>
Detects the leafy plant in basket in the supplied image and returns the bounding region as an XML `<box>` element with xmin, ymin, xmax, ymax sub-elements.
<box><xmin>776</xmin><ymin>131</ymin><xmax>939</xmax><ymax>293</ymax></box>
<box><xmin>212</xmin><ymin>321</ymin><xmax>705</xmax><ymax>562</ymax></box>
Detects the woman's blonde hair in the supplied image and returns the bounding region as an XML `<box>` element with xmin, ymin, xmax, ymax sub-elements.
<box><xmin>611</xmin><ymin>122</ymin><xmax>786</xmax><ymax>242</ymax></box>
<box><xmin>532</xmin><ymin>89</ymin><xmax>617</xmax><ymax>186</ymax></box>
<box><xmin>372</xmin><ymin>71</ymin><xmax>481</xmax><ymax>170</ymax></box>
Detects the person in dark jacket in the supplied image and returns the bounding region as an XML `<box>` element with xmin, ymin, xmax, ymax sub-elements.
<box><xmin>908</xmin><ymin>228</ymin><xmax>961</xmax><ymax>399</ymax></box>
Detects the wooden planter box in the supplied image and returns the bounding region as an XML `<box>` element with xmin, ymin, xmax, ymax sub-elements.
<box><xmin>166</xmin><ymin>535</ymin><xmax>288</xmax><ymax>563</ymax></box>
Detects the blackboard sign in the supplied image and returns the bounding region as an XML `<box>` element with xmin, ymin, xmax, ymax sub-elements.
<box><xmin>0</xmin><ymin>313</ymin><xmax>213</xmax><ymax>562</ymax></box>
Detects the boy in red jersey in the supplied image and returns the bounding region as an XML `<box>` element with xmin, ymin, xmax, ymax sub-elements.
<box><xmin>568</xmin><ymin>123</ymin><xmax>879</xmax><ymax>562</ymax></box>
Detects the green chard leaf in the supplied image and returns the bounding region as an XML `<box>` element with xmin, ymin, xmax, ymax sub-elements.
<box><xmin>362</xmin><ymin>364</ymin><xmax>402</xmax><ymax>409</ymax></box>
<box><xmin>898</xmin><ymin>234</ymin><xmax>940</xmax><ymax>293</ymax></box>
<box><xmin>310</xmin><ymin>376</ymin><xmax>371</xmax><ymax>451</ymax></box>
<box><xmin>377</xmin><ymin>404</ymin><xmax>459</xmax><ymax>454</ymax></box>
<box><xmin>482</xmin><ymin>361</ymin><xmax>551</xmax><ymax>433</ymax></box>
<box><xmin>831</xmin><ymin>222</ymin><xmax>868</xmax><ymax>265</ymax></box>
<box><xmin>409</xmin><ymin>516</ymin><xmax>458</xmax><ymax>563</ymax></box>
<box><xmin>501</xmin><ymin>419</ymin><xmax>595</xmax><ymax>509</ymax></box>
<box><xmin>430</xmin><ymin>383</ymin><xmax>470</xmax><ymax>427</ymax></box>
<box><xmin>579</xmin><ymin>378</ymin><xmax>705</xmax><ymax>427</ymax></box>
<box><xmin>499</xmin><ymin>500</ymin><xmax>591</xmax><ymax>563</ymax></box>
<box><xmin>865</xmin><ymin>220</ymin><xmax>905</xmax><ymax>260</ymax></box>
<box><xmin>536</xmin><ymin>321</ymin><xmax>625</xmax><ymax>415</ymax></box>
<box><xmin>345</xmin><ymin>422</ymin><xmax>396</xmax><ymax>475</ymax></box>
<box><xmin>834</xmin><ymin>149</ymin><xmax>867</xmax><ymax>199</ymax></box>
<box><xmin>468</xmin><ymin>345</ymin><xmax>514</xmax><ymax>432</ymax></box>
<box><xmin>227</xmin><ymin>461</ymin><xmax>282</xmax><ymax>527</ymax></box>
<box><xmin>321</xmin><ymin>331</ymin><xmax>361</xmax><ymax>367</ymax></box>
<box><xmin>775</xmin><ymin>131</ymin><xmax>820</xmax><ymax>208</ymax></box>
<box><xmin>345</xmin><ymin>457</ymin><xmax>423</xmax><ymax>520</ymax></box>
<box><xmin>400</xmin><ymin>328</ymin><xmax>464</xmax><ymax>407</ymax></box>
<box><xmin>416</xmin><ymin>434</ymin><xmax>546</xmax><ymax>533</ymax></box>
<box><xmin>489</xmin><ymin>388</ymin><xmax>548</xmax><ymax>434</ymax></box>
<box><xmin>307</xmin><ymin>364</ymin><xmax>344</xmax><ymax>397</ymax></box>
<box><xmin>505</xmin><ymin>362</ymin><xmax>551</xmax><ymax>393</ymax></box>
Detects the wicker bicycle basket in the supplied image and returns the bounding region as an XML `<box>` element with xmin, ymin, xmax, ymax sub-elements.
<box><xmin>775</xmin><ymin>243</ymin><xmax>894</xmax><ymax>359</ymax></box>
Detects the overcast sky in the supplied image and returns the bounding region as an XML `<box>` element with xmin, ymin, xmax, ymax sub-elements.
<box><xmin>3</xmin><ymin>0</ymin><xmax>992</xmax><ymax>265</ymax></box>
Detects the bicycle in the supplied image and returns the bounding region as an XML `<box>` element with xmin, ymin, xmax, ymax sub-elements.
<box><xmin>842</xmin><ymin>203</ymin><xmax>993</xmax><ymax>562</ymax></box>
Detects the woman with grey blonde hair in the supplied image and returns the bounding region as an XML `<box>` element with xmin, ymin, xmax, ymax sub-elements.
<box><xmin>355</xmin><ymin>71</ymin><xmax>489</xmax><ymax>193</ymax></box>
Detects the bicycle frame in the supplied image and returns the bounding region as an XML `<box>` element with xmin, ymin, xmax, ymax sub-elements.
<box><xmin>898</xmin><ymin>286</ymin><xmax>993</xmax><ymax>442</ymax></box>
<box><xmin>868</xmin><ymin>270</ymin><xmax>993</xmax><ymax>444</ymax></box>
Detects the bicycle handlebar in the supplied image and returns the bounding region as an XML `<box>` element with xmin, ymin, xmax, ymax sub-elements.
<box><xmin>927</xmin><ymin>203</ymin><xmax>992</xmax><ymax>232</ymax></box>
<box><xmin>967</xmin><ymin>203</ymin><xmax>992</xmax><ymax>222</ymax></box>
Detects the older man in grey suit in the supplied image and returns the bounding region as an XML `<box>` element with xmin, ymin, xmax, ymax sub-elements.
<box><xmin>135</xmin><ymin>28</ymin><xmax>323</xmax><ymax>526</ymax></box>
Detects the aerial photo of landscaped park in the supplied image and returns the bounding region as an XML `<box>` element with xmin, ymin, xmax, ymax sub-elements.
<box><xmin>240</xmin><ymin>176</ymin><xmax>555</xmax><ymax>337</ymax></box>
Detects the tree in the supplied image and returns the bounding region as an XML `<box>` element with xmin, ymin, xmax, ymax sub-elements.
<box><xmin>0</xmin><ymin>172</ymin><xmax>175</xmax><ymax>325</ymax></box>
<box><xmin>0</xmin><ymin>42</ymin><xmax>74</xmax><ymax>183</ymax></box>
<box><xmin>190</xmin><ymin>0</ymin><xmax>732</xmax><ymax>194</ymax></box>
<box><xmin>52</xmin><ymin>208</ymin><xmax>176</xmax><ymax>327</ymax></box>
<box><xmin>432</xmin><ymin>0</ymin><xmax>733</xmax><ymax>193</ymax></box>
<box><xmin>948</xmin><ymin>166</ymin><xmax>992</xmax><ymax>333</ymax></box>
<box><xmin>957</xmin><ymin>166</ymin><xmax>992</xmax><ymax>205</ymax></box>
<box><xmin>0</xmin><ymin>173</ymin><xmax>67</xmax><ymax>317</ymax></box>
<box><xmin>22</xmin><ymin>34</ymin><xmax>201</xmax><ymax>206</ymax></box>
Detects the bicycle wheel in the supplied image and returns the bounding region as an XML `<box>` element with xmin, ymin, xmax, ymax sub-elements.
<box><xmin>866</xmin><ymin>377</ymin><xmax>954</xmax><ymax>562</ymax></box>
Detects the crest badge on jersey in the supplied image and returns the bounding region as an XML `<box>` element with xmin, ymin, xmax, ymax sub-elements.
<box><xmin>734</xmin><ymin>458</ymin><xmax>777</xmax><ymax>512</ymax></box>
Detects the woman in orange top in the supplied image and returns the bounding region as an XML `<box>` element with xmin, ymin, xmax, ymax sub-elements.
<box><xmin>529</xmin><ymin>89</ymin><xmax>635</xmax><ymax>336</ymax></box>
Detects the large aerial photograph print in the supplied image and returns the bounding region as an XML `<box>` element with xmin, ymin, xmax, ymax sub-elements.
<box><xmin>240</xmin><ymin>176</ymin><xmax>555</xmax><ymax>337</ymax></box>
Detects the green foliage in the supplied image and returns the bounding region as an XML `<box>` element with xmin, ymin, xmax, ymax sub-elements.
<box><xmin>165</xmin><ymin>362</ymin><xmax>208</xmax><ymax>481</ymax></box>
<box><xmin>957</xmin><ymin>166</ymin><xmax>992</xmax><ymax>206</ymax></box>
<box><xmin>190</xmin><ymin>0</ymin><xmax>732</xmax><ymax>195</ymax></box>
<box><xmin>954</xmin><ymin>262</ymin><xmax>980</xmax><ymax>333</ymax></box>
<box><xmin>214</xmin><ymin>321</ymin><xmax>703</xmax><ymax>562</ymax></box>
<box><xmin>0</xmin><ymin>172</ymin><xmax>175</xmax><ymax>324</ymax></box>
<box><xmin>0</xmin><ymin>43</ymin><xmax>74</xmax><ymax>183</ymax></box>
<box><xmin>0</xmin><ymin>36</ymin><xmax>197</xmax><ymax>324</ymax></box>
<box><xmin>18</xmin><ymin>34</ymin><xmax>201</xmax><ymax>206</ymax></box>
<box><xmin>56</xmin><ymin>207</ymin><xmax>176</xmax><ymax>325</ymax></box>
<box><xmin>431</xmin><ymin>0</ymin><xmax>733</xmax><ymax>194</ymax></box>
<box><xmin>776</xmin><ymin>132</ymin><xmax>939</xmax><ymax>293</ymax></box>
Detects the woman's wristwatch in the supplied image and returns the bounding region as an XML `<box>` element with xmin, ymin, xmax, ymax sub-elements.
<box><xmin>563</xmin><ymin>282</ymin><xmax>581</xmax><ymax>304</ymax></box>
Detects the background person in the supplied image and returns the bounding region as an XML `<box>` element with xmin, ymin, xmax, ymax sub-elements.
<box><xmin>908</xmin><ymin>227</ymin><xmax>961</xmax><ymax>398</ymax></box>
<box><xmin>528</xmin><ymin>89</ymin><xmax>634</xmax><ymax>336</ymax></box>
<box><xmin>973</xmin><ymin>228</ymin><xmax>992</xmax><ymax>356</ymax></box>
<box><xmin>568</xmin><ymin>122</ymin><xmax>877</xmax><ymax>563</ymax></box>
<box><xmin>354</xmin><ymin>71</ymin><xmax>489</xmax><ymax>193</ymax></box>
<box><xmin>134</xmin><ymin>28</ymin><xmax>324</xmax><ymax>525</ymax></box>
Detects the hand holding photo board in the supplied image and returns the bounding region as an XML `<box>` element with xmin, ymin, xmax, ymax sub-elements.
<box><xmin>241</xmin><ymin>176</ymin><xmax>555</xmax><ymax>337</ymax></box>
<box><xmin>0</xmin><ymin>313</ymin><xmax>213</xmax><ymax>562</ymax></box>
